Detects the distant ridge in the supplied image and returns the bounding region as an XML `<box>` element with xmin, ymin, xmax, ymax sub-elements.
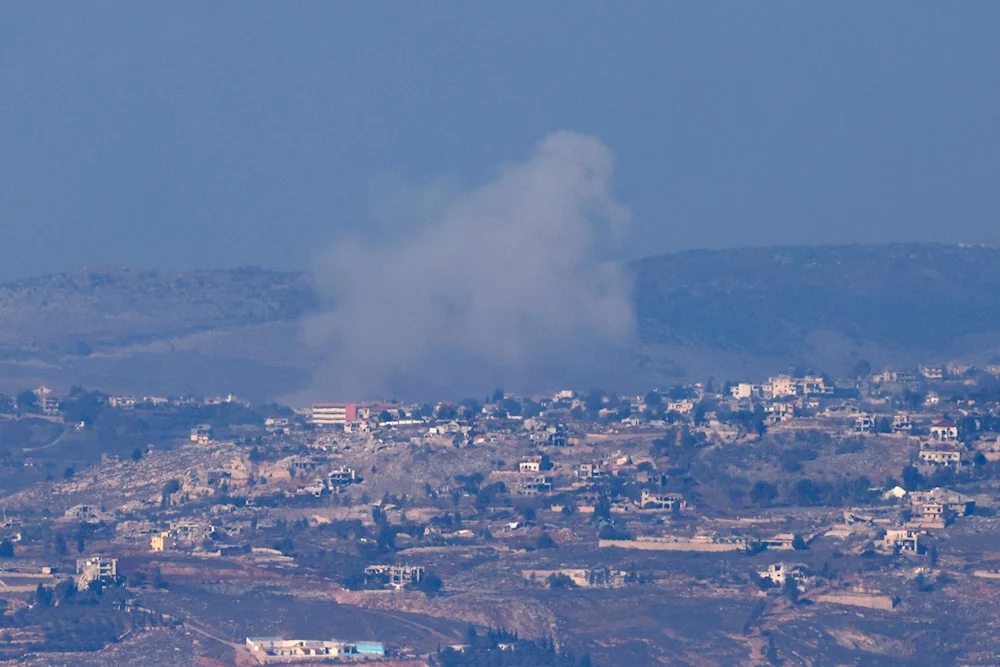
<box><xmin>632</xmin><ymin>242</ymin><xmax>1000</xmax><ymax>375</ymax></box>
<box><xmin>2</xmin><ymin>243</ymin><xmax>1000</xmax><ymax>399</ymax></box>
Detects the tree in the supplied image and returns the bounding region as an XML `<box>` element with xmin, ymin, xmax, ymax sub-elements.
<box><xmin>150</xmin><ymin>566</ymin><xmax>166</xmax><ymax>589</ymax></box>
<box><xmin>0</xmin><ymin>540</ymin><xmax>13</xmax><ymax>558</ymax></box>
<box><xmin>129</xmin><ymin>570</ymin><xmax>147</xmax><ymax>588</ymax></box>
<box><xmin>378</xmin><ymin>410</ymin><xmax>393</xmax><ymax>423</ymax></box>
<box><xmin>749</xmin><ymin>481</ymin><xmax>778</xmax><ymax>506</ymax></box>
<box><xmin>416</xmin><ymin>573</ymin><xmax>443</xmax><ymax>597</ymax></box>
<box><xmin>76</xmin><ymin>532</ymin><xmax>85</xmax><ymax>554</ymax></box>
<box><xmin>34</xmin><ymin>583</ymin><xmax>53</xmax><ymax>607</ymax></box>
<box><xmin>131</xmin><ymin>448</ymin><xmax>143</xmax><ymax>462</ymax></box>
<box><xmin>16</xmin><ymin>390</ymin><xmax>37</xmax><ymax>413</ymax></box>
<box><xmin>585</xmin><ymin>389</ymin><xmax>608</xmax><ymax>413</ymax></box>
<box><xmin>535</xmin><ymin>533</ymin><xmax>556</xmax><ymax>550</ymax></box>
<box><xmin>54</xmin><ymin>533</ymin><xmax>68</xmax><ymax>555</ymax></box>
<box><xmin>853</xmin><ymin>359</ymin><xmax>872</xmax><ymax>379</ymax></box>
<box><xmin>901</xmin><ymin>465</ymin><xmax>923</xmax><ymax>491</ymax></box>
<box><xmin>63</xmin><ymin>466</ymin><xmax>74</xmax><ymax>479</ymax></box>
<box><xmin>781</xmin><ymin>575</ymin><xmax>799</xmax><ymax>603</ymax></box>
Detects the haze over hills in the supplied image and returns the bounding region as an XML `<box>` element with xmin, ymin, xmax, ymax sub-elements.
<box><xmin>1</xmin><ymin>243</ymin><xmax>999</xmax><ymax>401</ymax></box>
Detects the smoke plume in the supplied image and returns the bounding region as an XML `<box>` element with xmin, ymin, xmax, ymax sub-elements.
<box><xmin>305</xmin><ymin>131</ymin><xmax>634</xmax><ymax>400</ymax></box>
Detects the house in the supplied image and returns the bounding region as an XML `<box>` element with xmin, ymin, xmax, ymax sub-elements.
<box><xmin>546</xmin><ymin>425</ymin><xmax>568</xmax><ymax>447</ymax></box>
<box><xmin>879</xmin><ymin>529</ymin><xmax>921</xmax><ymax>553</ymax></box>
<box><xmin>576</xmin><ymin>462</ymin><xmax>605</xmax><ymax>480</ymax></box>
<box><xmin>920</xmin><ymin>366</ymin><xmax>944</xmax><ymax>381</ymax></box>
<box><xmin>640</xmin><ymin>490</ymin><xmax>685</xmax><ymax>511</ymax></box>
<box><xmin>666</xmin><ymin>400</ymin><xmax>694</xmax><ymax>414</ymax></box>
<box><xmin>63</xmin><ymin>505</ymin><xmax>111</xmax><ymax>524</ymax></box>
<box><xmin>758</xmin><ymin>562</ymin><xmax>809</xmax><ymax>588</ymax></box>
<box><xmin>109</xmin><ymin>395</ymin><xmax>136</xmax><ymax>410</ymax></box>
<box><xmin>264</xmin><ymin>417</ymin><xmax>290</xmax><ymax>434</ymax></box>
<box><xmin>854</xmin><ymin>414</ymin><xmax>876</xmax><ymax>434</ymax></box>
<box><xmin>519</xmin><ymin>456</ymin><xmax>542</xmax><ymax>473</ymax></box>
<box><xmin>730</xmin><ymin>383</ymin><xmax>756</xmax><ymax>400</ymax></box>
<box><xmin>919</xmin><ymin>443</ymin><xmax>962</xmax><ymax>467</ymax></box>
<box><xmin>909</xmin><ymin>488</ymin><xmax>976</xmax><ymax>516</ymax></box>
<box><xmin>522</xmin><ymin>568</ymin><xmax>628</xmax><ymax>588</ymax></box>
<box><xmin>759</xmin><ymin>533</ymin><xmax>799</xmax><ymax>551</ymax></box>
<box><xmin>768</xmin><ymin>376</ymin><xmax>798</xmax><ymax>398</ymax></box>
<box><xmin>190</xmin><ymin>424</ymin><xmax>213</xmax><ymax>444</ymax></box>
<box><xmin>892</xmin><ymin>413</ymin><xmax>913</xmax><ymax>433</ymax></box>
<box><xmin>75</xmin><ymin>556</ymin><xmax>118</xmax><ymax>589</ymax></box>
<box><xmin>516</xmin><ymin>475</ymin><xmax>553</xmax><ymax>496</ymax></box>
<box><xmin>930</xmin><ymin>419</ymin><xmax>959</xmax><ymax>442</ymax></box>
<box><xmin>150</xmin><ymin>531</ymin><xmax>177</xmax><ymax>552</ymax></box>
<box><xmin>363</xmin><ymin>564</ymin><xmax>424</xmax><ymax>589</ymax></box>
<box><xmin>33</xmin><ymin>387</ymin><xmax>60</xmax><ymax>416</ymax></box>
<box><xmin>909</xmin><ymin>501</ymin><xmax>952</xmax><ymax>527</ymax></box>
<box><xmin>327</xmin><ymin>467</ymin><xmax>357</xmax><ymax>487</ymax></box>
<box><xmin>245</xmin><ymin>637</ymin><xmax>385</xmax><ymax>662</ymax></box>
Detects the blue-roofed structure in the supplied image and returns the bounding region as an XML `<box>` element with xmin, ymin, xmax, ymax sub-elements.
<box><xmin>355</xmin><ymin>641</ymin><xmax>386</xmax><ymax>657</ymax></box>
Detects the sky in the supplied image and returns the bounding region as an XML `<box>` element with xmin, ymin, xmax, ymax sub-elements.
<box><xmin>1</xmin><ymin>3</ymin><xmax>999</xmax><ymax>282</ymax></box>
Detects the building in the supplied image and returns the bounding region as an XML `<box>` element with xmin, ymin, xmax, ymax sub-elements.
<box><xmin>109</xmin><ymin>395</ymin><xmax>136</xmax><ymax>410</ymax></box>
<box><xmin>919</xmin><ymin>444</ymin><xmax>962</xmax><ymax>467</ymax></box>
<box><xmin>575</xmin><ymin>462</ymin><xmax>605</xmax><ymax>480</ymax></box>
<box><xmin>246</xmin><ymin>637</ymin><xmax>385</xmax><ymax>663</ymax></box>
<box><xmin>879</xmin><ymin>529</ymin><xmax>921</xmax><ymax>553</ymax></box>
<box><xmin>327</xmin><ymin>467</ymin><xmax>357</xmax><ymax>487</ymax></box>
<box><xmin>190</xmin><ymin>424</ymin><xmax>213</xmax><ymax>444</ymax></box>
<box><xmin>730</xmin><ymin>383</ymin><xmax>756</xmax><ymax>400</ymax></box>
<box><xmin>854</xmin><ymin>414</ymin><xmax>876</xmax><ymax>434</ymax></box>
<box><xmin>930</xmin><ymin>419</ymin><xmax>959</xmax><ymax>442</ymax></box>
<box><xmin>759</xmin><ymin>533</ymin><xmax>799</xmax><ymax>551</ymax></box>
<box><xmin>910</xmin><ymin>501</ymin><xmax>952</xmax><ymax>526</ymax></box>
<box><xmin>33</xmin><ymin>387</ymin><xmax>60</xmax><ymax>416</ymax></box>
<box><xmin>75</xmin><ymin>556</ymin><xmax>118</xmax><ymax>590</ymax></box>
<box><xmin>640</xmin><ymin>490</ymin><xmax>685</xmax><ymax>511</ymax></box>
<box><xmin>311</xmin><ymin>402</ymin><xmax>399</xmax><ymax>426</ymax></box>
<box><xmin>519</xmin><ymin>457</ymin><xmax>542</xmax><ymax>473</ymax></box>
<box><xmin>516</xmin><ymin>475</ymin><xmax>553</xmax><ymax>496</ymax></box>
<box><xmin>757</xmin><ymin>562</ymin><xmax>808</xmax><ymax>588</ymax></box>
<box><xmin>522</xmin><ymin>568</ymin><xmax>628</xmax><ymax>588</ymax></box>
<box><xmin>909</xmin><ymin>488</ymin><xmax>976</xmax><ymax>516</ymax></box>
<box><xmin>546</xmin><ymin>425</ymin><xmax>567</xmax><ymax>447</ymax></box>
<box><xmin>892</xmin><ymin>413</ymin><xmax>913</xmax><ymax>433</ymax></box>
<box><xmin>150</xmin><ymin>531</ymin><xmax>176</xmax><ymax>552</ymax></box>
<box><xmin>363</xmin><ymin>564</ymin><xmax>424</xmax><ymax>589</ymax></box>
<box><xmin>311</xmin><ymin>403</ymin><xmax>357</xmax><ymax>426</ymax></box>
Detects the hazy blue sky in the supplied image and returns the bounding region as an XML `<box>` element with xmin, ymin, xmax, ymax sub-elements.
<box><xmin>1</xmin><ymin>3</ymin><xmax>998</xmax><ymax>281</ymax></box>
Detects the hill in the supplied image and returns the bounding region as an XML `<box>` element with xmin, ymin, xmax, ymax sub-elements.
<box><xmin>1</xmin><ymin>244</ymin><xmax>999</xmax><ymax>399</ymax></box>
<box><xmin>0</xmin><ymin>267</ymin><xmax>319</xmax><ymax>401</ymax></box>
<box><xmin>632</xmin><ymin>243</ymin><xmax>1000</xmax><ymax>378</ymax></box>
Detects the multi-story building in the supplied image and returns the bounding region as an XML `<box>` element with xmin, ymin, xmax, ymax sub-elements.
<box><xmin>75</xmin><ymin>556</ymin><xmax>118</xmax><ymax>589</ymax></box>
<box><xmin>311</xmin><ymin>403</ymin><xmax>357</xmax><ymax>426</ymax></box>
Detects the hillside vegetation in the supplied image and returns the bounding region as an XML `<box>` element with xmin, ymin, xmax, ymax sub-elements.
<box><xmin>1</xmin><ymin>244</ymin><xmax>999</xmax><ymax>398</ymax></box>
<box><xmin>633</xmin><ymin>243</ymin><xmax>1000</xmax><ymax>370</ymax></box>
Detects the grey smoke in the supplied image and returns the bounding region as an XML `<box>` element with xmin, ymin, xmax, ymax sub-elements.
<box><xmin>305</xmin><ymin>131</ymin><xmax>635</xmax><ymax>399</ymax></box>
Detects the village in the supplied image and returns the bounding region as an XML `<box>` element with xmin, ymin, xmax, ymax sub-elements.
<box><xmin>1</xmin><ymin>361</ymin><xmax>1000</xmax><ymax>663</ymax></box>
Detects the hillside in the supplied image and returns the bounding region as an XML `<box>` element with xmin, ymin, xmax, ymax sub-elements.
<box><xmin>633</xmin><ymin>243</ymin><xmax>1000</xmax><ymax>376</ymax></box>
<box><xmin>1</xmin><ymin>244</ymin><xmax>999</xmax><ymax>399</ymax></box>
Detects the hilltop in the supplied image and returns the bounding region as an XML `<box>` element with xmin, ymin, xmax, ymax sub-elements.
<box><xmin>2</xmin><ymin>244</ymin><xmax>1000</xmax><ymax>399</ymax></box>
